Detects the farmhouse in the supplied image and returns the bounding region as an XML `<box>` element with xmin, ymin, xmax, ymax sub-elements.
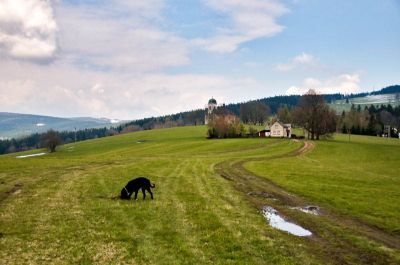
<box><xmin>269</xmin><ymin>121</ymin><xmax>292</xmax><ymax>138</ymax></box>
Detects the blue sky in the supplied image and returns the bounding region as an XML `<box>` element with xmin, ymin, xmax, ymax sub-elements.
<box><xmin>0</xmin><ymin>0</ymin><xmax>399</xmax><ymax>119</ymax></box>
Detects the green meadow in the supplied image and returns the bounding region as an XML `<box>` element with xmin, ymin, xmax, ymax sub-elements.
<box><xmin>0</xmin><ymin>126</ymin><xmax>399</xmax><ymax>264</ymax></box>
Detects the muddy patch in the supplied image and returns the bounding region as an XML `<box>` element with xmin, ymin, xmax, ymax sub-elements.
<box><xmin>1</xmin><ymin>183</ymin><xmax>23</xmax><ymax>203</ymax></box>
<box><xmin>291</xmin><ymin>205</ymin><xmax>320</xmax><ymax>215</ymax></box>
<box><xmin>247</xmin><ymin>191</ymin><xmax>277</xmax><ymax>200</ymax></box>
<box><xmin>16</xmin><ymin>152</ymin><xmax>47</xmax><ymax>158</ymax></box>
<box><xmin>262</xmin><ymin>206</ymin><xmax>312</xmax><ymax>237</ymax></box>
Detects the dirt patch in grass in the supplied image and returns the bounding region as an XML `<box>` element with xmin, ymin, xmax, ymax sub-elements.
<box><xmin>0</xmin><ymin>183</ymin><xmax>23</xmax><ymax>203</ymax></box>
<box><xmin>247</xmin><ymin>191</ymin><xmax>276</xmax><ymax>199</ymax></box>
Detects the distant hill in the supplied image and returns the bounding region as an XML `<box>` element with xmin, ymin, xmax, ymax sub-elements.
<box><xmin>326</xmin><ymin>85</ymin><xmax>400</xmax><ymax>113</ymax></box>
<box><xmin>0</xmin><ymin>112</ymin><xmax>124</xmax><ymax>139</ymax></box>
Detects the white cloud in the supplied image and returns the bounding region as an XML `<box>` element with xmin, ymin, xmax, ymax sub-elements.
<box><xmin>0</xmin><ymin>0</ymin><xmax>294</xmax><ymax>120</ymax></box>
<box><xmin>286</xmin><ymin>74</ymin><xmax>361</xmax><ymax>95</ymax></box>
<box><xmin>56</xmin><ymin>1</ymin><xmax>189</xmax><ymax>71</ymax></box>
<box><xmin>0</xmin><ymin>0</ymin><xmax>57</xmax><ymax>59</ymax></box>
<box><xmin>0</xmin><ymin>59</ymin><xmax>265</xmax><ymax>119</ymax></box>
<box><xmin>275</xmin><ymin>52</ymin><xmax>316</xmax><ymax>71</ymax></box>
<box><xmin>194</xmin><ymin>0</ymin><xmax>288</xmax><ymax>53</ymax></box>
<box><xmin>293</xmin><ymin>53</ymin><xmax>314</xmax><ymax>64</ymax></box>
<box><xmin>0</xmin><ymin>1</ymin><xmax>200</xmax><ymax>119</ymax></box>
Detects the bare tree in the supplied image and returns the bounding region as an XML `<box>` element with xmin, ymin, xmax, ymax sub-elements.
<box><xmin>41</xmin><ymin>130</ymin><xmax>62</xmax><ymax>152</ymax></box>
<box><xmin>292</xmin><ymin>90</ymin><xmax>337</xmax><ymax>140</ymax></box>
<box><xmin>255</xmin><ymin>102</ymin><xmax>270</xmax><ymax>125</ymax></box>
<box><xmin>240</xmin><ymin>101</ymin><xmax>270</xmax><ymax>125</ymax></box>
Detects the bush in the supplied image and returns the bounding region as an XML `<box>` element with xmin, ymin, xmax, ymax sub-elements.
<box><xmin>248</xmin><ymin>126</ymin><xmax>258</xmax><ymax>137</ymax></box>
<box><xmin>207</xmin><ymin>114</ymin><xmax>245</xmax><ymax>138</ymax></box>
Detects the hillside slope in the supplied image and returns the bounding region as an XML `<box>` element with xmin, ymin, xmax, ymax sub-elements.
<box><xmin>0</xmin><ymin>126</ymin><xmax>399</xmax><ymax>264</ymax></box>
<box><xmin>329</xmin><ymin>93</ymin><xmax>400</xmax><ymax>113</ymax></box>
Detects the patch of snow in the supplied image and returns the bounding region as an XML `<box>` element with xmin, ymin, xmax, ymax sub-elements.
<box><xmin>36</xmin><ymin>123</ymin><xmax>46</xmax><ymax>127</ymax></box>
<box><xmin>110</xmin><ymin>119</ymin><xmax>120</xmax><ymax>124</ymax></box>
<box><xmin>16</xmin><ymin>152</ymin><xmax>47</xmax><ymax>158</ymax></box>
<box><xmin>262</xmin><ymin>206</ymin><xmax>312</xmax><ymax>237</ymax></box>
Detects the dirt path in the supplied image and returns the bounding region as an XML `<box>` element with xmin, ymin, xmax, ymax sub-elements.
<box><xmin>215</xmin><ymin>140</ymin><xmax>400</xmax><ymax>265</ymax></box>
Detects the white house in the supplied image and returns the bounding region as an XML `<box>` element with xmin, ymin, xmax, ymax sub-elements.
<box><xmin>270</xmin><ymin>121</ymin><xmax>292</xmax><ymax>138</ymax></box>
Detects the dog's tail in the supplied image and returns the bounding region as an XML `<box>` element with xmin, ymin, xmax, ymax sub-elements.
<box><xmin>151</xmin><ymin>183</ymin><xmax>155</xmax><ymax>188</ymax></box>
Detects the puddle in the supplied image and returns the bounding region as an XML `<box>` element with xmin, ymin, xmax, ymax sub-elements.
<box><xmin>136</xmin><ymin>140</ymin><xmax>146</xmax><ymax>143</ymax></box>
<box><xmin>291</xmin><ymin>206</ymin><xmax>320</xmax><ymax>215</ymax></box>
<box><xmin>262</xmin><ymin>206</ymin><xmax>312</xmax><ymax>237</ymax></box>
<box><xmin>16</xmin><ymin>152</ymin><xmax>47</xmax><ymax>158</ymax></box>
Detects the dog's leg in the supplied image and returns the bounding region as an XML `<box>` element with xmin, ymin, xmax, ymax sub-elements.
<box><xmin>134</xmin><ymin>191</ymin><xmax>138</xmax><ymax>200</ymax></box>
<box><xmin>141</xmin><ymin>188</ymin><xmax>146</xmax><ymax>200</ymax></box>
<box><xmin>146</xmin><ymin>187</ymin><xmax>153</xmax><ymax>199</ymax></box>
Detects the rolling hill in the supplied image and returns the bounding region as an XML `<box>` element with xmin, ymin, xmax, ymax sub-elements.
<box><xmin>329</xmin><ymin>93</ymin><xmax>400</xmax><ymax>113</ymax></box>
<box><xmin>0</xmin><ymin>112</ymin><xmax>124</xmax><ymax>139</ymax></box>
<box><xmin>0</xmin><ymin>126</ymin><xmax>399</xmax><ymax>264</ymax></box>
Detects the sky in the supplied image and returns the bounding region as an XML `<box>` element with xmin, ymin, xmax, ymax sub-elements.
<box><xmin>0</xmin><ymin>0</ymin><xmax>399</xmax><ymax>120</ymax></box>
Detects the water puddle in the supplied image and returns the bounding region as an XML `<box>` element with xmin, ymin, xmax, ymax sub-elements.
<box><xmin>262</xmin><ymin>206</ymin><xmax>312</xmax><ymax>237</ymax></box>
<box><xmin>16</xmin><ymin>152</ymin><xmax>47</xmax><ymax>158</ymax></box>
<box><xmin>291</xmin><ymin>206</ymin><xmax>320</xmax><ymax>215</ymax></box>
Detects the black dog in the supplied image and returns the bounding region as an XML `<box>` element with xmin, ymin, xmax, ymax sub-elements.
<box><xmin>120</xmin><ymin>177</ymin><xmax>155</xmax><ymax>200</ymax></box>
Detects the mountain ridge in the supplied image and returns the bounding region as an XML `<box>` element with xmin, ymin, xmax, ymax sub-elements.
<box><xmin>0</xmin><ymin>112</ymin><xmax>124</xmax><ymax>139</ymax></box>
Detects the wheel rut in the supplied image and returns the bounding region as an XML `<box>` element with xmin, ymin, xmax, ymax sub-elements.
<box><xmin>215</xmin><ymin>140</ymin><xmax>400</xmax><ymax>265</ymax></box>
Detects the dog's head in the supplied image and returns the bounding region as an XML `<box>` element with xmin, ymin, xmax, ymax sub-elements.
<box><xmin>120</xmin><ymin>187</ymin><xmax>130</xmax><ymax>200</ymax></box>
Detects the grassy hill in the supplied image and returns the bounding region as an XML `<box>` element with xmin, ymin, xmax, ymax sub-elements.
<box><xmin>329</xmin><ymin>93</ymin><xmax>400</xmax><ymax>113</ymax></box>
<box><xmin>0</xmin><ymin>126</ymin><xmax>399</xmax><ymax>264</ymax></box>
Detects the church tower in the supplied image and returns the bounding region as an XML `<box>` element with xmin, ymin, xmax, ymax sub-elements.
<box><xmin>205</xmin><ymin>98</ymin><xmax>217</xmax><ymax>125</ymax></box>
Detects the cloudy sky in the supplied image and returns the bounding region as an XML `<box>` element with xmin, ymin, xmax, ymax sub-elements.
<box><xmin>0</xmin><ymin>0</ymin><xmax>399</xmax><ymax>119</ymax></box>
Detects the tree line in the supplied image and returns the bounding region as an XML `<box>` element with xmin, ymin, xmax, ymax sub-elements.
<box><xmin>1</xmin><ymin>85</ymin><xmax>399</xmax><ymax>154</ymax></box>
<box><xmin>208</xmin><ymin>90</ymin><xmax>337</xmax><ymax>140</ymax></box>
<box><xmin>339</xmin><ymin>104</ymin><xmax>400</xmax><ymax>138</ymax></box>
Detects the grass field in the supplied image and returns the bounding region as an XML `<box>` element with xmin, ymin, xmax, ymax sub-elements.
<box><xmin>0</xmin><ymin>126</ymin><xmax>399</xmax><ymax>264</ymax></box>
